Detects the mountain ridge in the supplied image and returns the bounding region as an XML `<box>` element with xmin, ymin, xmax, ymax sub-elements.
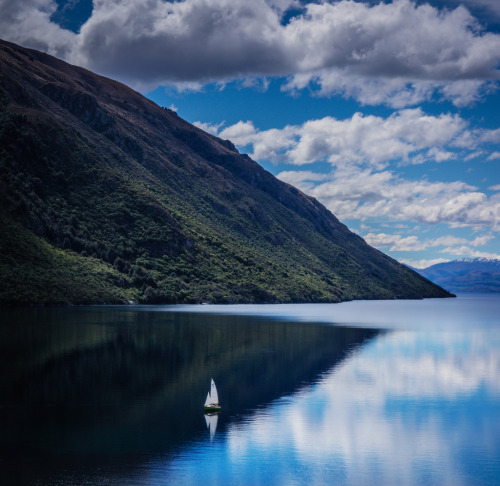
<box><xmin>455</xmin><ymin>257</ymin><xmax>500</xmax><ymax>265</ymax></box>
<box><xmin>0</xmin><ymin>39</ymin><xmax>452</xmax><ymax>305</ymax></box>
<box><xmin>415</xmin><ymin>258</ymin><xmax>500</xmax><ymax>293</ymax></box>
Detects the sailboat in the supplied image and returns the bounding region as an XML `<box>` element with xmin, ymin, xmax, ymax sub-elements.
<box><xmin>204</xmin><ymin>378</ymin><xmax>221</xmax><ymax>412</ymax></box>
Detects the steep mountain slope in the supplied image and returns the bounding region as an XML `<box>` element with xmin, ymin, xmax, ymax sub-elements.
<box><xmin>0</xmin><ymin>39</ymin><xmax>452</xmax><ymax>305</ymax></box>
<box><xmin>417</xmin><ymin>258</ymin><xmax>500</xmax><ymax>293</ymax></box>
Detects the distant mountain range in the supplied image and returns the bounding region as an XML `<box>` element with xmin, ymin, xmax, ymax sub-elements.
<box><xmin>0</xmin><ymin>39</ymin><xmax>452</xmax><ymax>305</ymax></box>
<box><xmin>414</xmin><ymin>258</ymin><xmax>500</xmax><ymax>293</ymax></box>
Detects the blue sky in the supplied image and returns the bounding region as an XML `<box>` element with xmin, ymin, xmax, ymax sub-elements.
<box><xmin>2</xmin><ymin>0</ymin><xmax>500</xmax><ymax>268</ymax></box>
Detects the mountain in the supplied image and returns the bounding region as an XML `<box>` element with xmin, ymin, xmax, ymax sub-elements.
<box><xmin>416</xmin><ymin>258</ymin><xmax>500</xmax><ymax>293</ymax></box>
<box><xmin>0</xmin><ymin>39</ymin><xmax>452</xmax><ymax>306</ymax></box>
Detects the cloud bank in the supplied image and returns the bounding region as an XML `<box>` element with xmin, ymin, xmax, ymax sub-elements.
<box><xmin>205</xmin><ymin>109</ymin><xmax>500</xmax><ymax>232</ymax></box>
<box><xmin>2</xmin><ymin>0</ymin><xmax>500</xmax><ymax>106</ymax></box>
<box><xmin>297</xmin><ymin>169</ymin><xmax>500</xmax><ymax>230</ymax></box>
<box><xmin>217</xmin><ymin>108</ymin><xmax>468</xmax><ymax>167</ymax></box>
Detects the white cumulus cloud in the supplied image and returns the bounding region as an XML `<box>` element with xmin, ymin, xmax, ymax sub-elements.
<box><xmin>214</xmin><ymin>108</ymin><xmax>469</xmax><ymax>168</ymax></box>
<box><xmin>0</xmin><ymin>0</ymin><xmax>76</xmax><ymax>59</ymax></box>
<box><xmin>279</xmin><ymin>166</ymin><xmax>500</xmax><ymax>230</ymax></box>
<box><xmin>363</xmin><ymin>232</ymin><xmax>494</xmax><ymax>252</ymax></box>
<box><xmin>447</xmin><ymin>0</ymin><xmax>500</xmax><ymax>21</ymax></box>
<box><xmin>440</xmin><ymin>246</ymin><xmax>500</xmax><ymax>259</ymax></box>
<box><xmin>2</xmin><ymin>0</ymin><xmax>500</xmax><ymax>106</ymax></box>
<box><xmin>400</xmin><ymin>257</ymin><xmax>450</xmax><ymax>268</ymax></box>
<box><xmin>487</xmin><ymin>152</ymin><xmax>500</xmax><ymax>161</ymax></box>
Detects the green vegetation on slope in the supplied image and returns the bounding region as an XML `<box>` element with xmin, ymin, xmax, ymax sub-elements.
<box><xmin>0</xmin><ymin>39</ymin><xmax>452</xmax><ymax>305</ymax></box>
<box><xmin>0</xmin><ymin>215</ymin><xmax>139</xmax><ymax>305</ymax></box>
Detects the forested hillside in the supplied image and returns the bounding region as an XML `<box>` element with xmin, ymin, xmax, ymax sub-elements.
<box><xmin>0</xmin><ymin>39</ymin><xmax>452</xmax><ymax>305</ymax></box>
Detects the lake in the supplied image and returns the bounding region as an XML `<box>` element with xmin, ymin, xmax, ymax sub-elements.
<box><xmin>0</xmin><ymin>294</ymin><xmax>499</xmax><ymax>485</ymax></box>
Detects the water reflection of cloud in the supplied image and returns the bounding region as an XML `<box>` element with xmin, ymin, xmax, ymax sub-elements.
<box><xmin>226</xmin><ymin>330</ymin><xmax>500</xmax><ymax>485</ymax></box>
<box><xmin>347</xmin><ymin>331</ymin><xmax>500</xmax><ymax>398</ymax></box>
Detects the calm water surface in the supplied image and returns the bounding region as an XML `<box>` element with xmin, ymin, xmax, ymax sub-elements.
<box><xmin>0</xmin><ymin>294</ymin><xmax>499</xmax><ymax>485</ymax></box>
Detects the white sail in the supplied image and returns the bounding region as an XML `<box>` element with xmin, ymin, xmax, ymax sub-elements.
<box><xmin>210</xmin><ymin>379</ymin><xmax>219</xmax><ymax>404</ymax></box>
<box><xmin>204</xmin><ymin>391</ymin><xmax>211</xmax><ymax>407</ymax></box>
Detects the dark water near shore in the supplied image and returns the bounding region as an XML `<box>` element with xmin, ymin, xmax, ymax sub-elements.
<box><xmin>1</xmin><ymin>294</ymin><xmax>499</xmax><ymax>485</ymax></box>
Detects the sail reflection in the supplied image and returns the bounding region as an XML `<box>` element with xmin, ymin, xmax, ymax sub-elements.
<box><xmin>204</xmin><ymin>413</ymin><xmax>219</xmax><ymax>441</ymax></box>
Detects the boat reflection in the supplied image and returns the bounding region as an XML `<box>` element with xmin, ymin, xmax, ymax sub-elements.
<box><xmin>204</xmin><ymin>413</ymin><xmax>219</xmax><ymax>441</ymax></box>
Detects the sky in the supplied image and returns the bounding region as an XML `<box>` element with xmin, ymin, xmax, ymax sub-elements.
<box><xmin>1</xmin><ymin>0</ymin><xmax>500</xmax><ymax>268</ymax></box>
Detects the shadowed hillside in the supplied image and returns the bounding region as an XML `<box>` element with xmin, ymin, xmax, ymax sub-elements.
<box><xmin>0</xmin><ymin>39</ymin><xmax>452</xmax><ymax>305</ymax></box>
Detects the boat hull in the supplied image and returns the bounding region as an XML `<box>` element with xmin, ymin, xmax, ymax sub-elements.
<box><xmin>204</xmin><ymin>406</ymin><xmax>221</xmax><ymax>412</ymax></box>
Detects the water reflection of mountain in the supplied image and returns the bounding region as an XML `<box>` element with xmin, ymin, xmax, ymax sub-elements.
<box><xmin>0</xmin><ymin>307</ymin><xmax>377</xmax><ymax>484</ymax></box>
